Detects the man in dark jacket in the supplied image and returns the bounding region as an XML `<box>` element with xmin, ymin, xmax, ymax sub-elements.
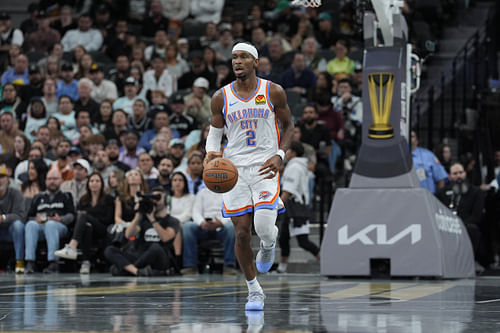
<box><xmin>436</xmin><ymin>162</ymin><xmax>485</xmax><ymax>269</ymax></box>
<box><xmin>24</xmin><ymin>168</ymin><xmax>75</xmax><ymax>273</ymax></box>
<box><xmin>0</xmin><ymin>165</ymin><xmax>25</xmax><ymax>273</ymax></box>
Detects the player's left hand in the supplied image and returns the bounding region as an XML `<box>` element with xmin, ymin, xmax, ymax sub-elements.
<box><xmin>258</xmin><ymin>155</ymin><xmax>282</xmax><ymax>179</ymax></box>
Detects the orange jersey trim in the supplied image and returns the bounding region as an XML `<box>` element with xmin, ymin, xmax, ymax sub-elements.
<box><xmin>221</xmin><ymin>86</ymin><xmax>228</xmax><ymax>123</ymax></box>
<box><xmin>223</xmin><ymin>202</ymin><xmax>254</xmax><ymax>213</ymax></box>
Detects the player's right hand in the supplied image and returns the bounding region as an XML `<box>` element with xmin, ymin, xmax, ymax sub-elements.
<box><xmin>203</xmin><ymin>151</ymin><xmax>222</xmax><ymax>168</ymax></box>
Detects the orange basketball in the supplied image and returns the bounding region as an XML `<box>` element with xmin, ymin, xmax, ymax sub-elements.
<box><xmin>203</xmin><ymin>158</ymin><xmax>238</xmax><ymax>193</ymax></box>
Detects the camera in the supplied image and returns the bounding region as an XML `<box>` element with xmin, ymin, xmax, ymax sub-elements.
<box><xmin>137</xmin><ymin>192</ymin><xmax>162</xmax><ymax>214</ymax></box>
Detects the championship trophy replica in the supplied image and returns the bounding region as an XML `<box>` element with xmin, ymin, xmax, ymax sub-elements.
<box><xmin>320</xmin><ymin>0</ymin><xmax>474</xmax><ymax>278</ymax></box>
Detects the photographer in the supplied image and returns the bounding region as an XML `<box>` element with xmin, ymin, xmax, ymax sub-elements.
<box><xmin>104</xmin><ymin>186</ymin><xmax>180</xmax><ymax>276</ymax></box>
<box><xmin>331</xmin><ymin>78</ymin><xmax>363</xmax><ymax>170</ymax></box>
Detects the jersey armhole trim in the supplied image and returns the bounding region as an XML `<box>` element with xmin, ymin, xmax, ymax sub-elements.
<box><xmin>266</xmin><ymin>80</ymin><xmax>275</xmax><ymax>112</ymax></box>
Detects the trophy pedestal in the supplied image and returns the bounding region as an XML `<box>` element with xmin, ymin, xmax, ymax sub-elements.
<box><xmin>320</xmin><ymin>187</ymin><xmax>475</xmax><ymax>278</ymax></box>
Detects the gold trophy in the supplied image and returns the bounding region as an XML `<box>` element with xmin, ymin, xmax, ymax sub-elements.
<box><xmin>368</xmin><ymin>72</ymin><xmax>395</xmax><ymax>139</ymax></box>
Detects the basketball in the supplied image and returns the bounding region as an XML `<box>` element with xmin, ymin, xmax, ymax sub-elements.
<box><xmin>203</xmin><ymin>158</ymin><xmax>238</xmax><ymax>193</ymax></box>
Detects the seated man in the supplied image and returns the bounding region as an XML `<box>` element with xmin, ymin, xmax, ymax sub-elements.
<box><xmin>24</xmin><ymin>169</ymin><xmax>75</xmax><ymax>273</ymax></box>
<box><xmin>104</xmin><ymin>186</ymin><xmax>179</xmax><ymax>276</ymax></box>
<box><xmin>0</xmin><ymin>165</ymin><xmax>26</xmax><ymax>273</ymax></box>
<box><xmin>181</xmin><ymin>187</ymin><xmax>236</xmax><ymax>275</ymax></box>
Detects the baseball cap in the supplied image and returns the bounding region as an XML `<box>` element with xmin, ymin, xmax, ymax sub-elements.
<box><xmin>318</xmin><ymin>12</ymin><xmax>332</xmax><ymax>21</ymax></box>
<box><xmin>0</xmin><ymin>165</ymin><xmax>8</xmax><ymax>177</ymax></box>
<box><xmin>169</xmin><ymin>138</ymin><xmax>184</xmax><ymax>148</ymax></box>
<box><xmin>193</xmin><ymin>77</ymin><xmax>209</xmax><ymax>89</ymax></box>
<box><xmin>124</xmin><ymin>76</ymin><xmax>138</xmax><ymax>86</ymax></box>
<box><xmin>106</xmin><ymin>139</ymin><xmax>119</xmax><ymax>147</ymax></box>
<box><xmin>274</xmin><ymin>0</ymin><xmax>290</xmax><ymax>13</ymax></box>
<box><xmin>61</xmin><ymin>62</ymin><xmax>73</xmax><ymax>71</ymax></box>
<box><xmin>170</xmin><ymin>92</ymin><xmax>184</xmax><ymax>104</ymax></box>
<box><xmin>188</xmin><ymin>51</ymin><xmax>203</xmax><ymax>63</ymax></box>
<box><xmin>89</xmin><ymin>63</ymin><xmax>103</xmax><ymax>73</ymax></box>
<box><xmin>68</xmin><ymin>146</ymin><xmax>81</xmax><ymax>155</ymax></box>
<box><xmin>0</xmin><ymin>12</ymin><xmax>10</xmax><ymax>21</ymax></box>
<box><xmin>73</xmin><ymin>159</ymin><xmax>90</xmax><ymax>173</ymax></box>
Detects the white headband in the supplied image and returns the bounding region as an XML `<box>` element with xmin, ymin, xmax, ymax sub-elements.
<box><xmin>232</xmin><ymin>43</ymin><xmax>259</xmax><ymax>59</ymax></box>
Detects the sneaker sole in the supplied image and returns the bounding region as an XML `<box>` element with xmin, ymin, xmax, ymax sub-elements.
<box><xmin>54</xmin><ymin>252</ymin><xmax>77</xmax><ymax>260</ymax></box>
<box><xmin>245</xmin><ymin>301</ymin><xmax>264</xmax><ymax>311</ymax></box>
<box><xmin>256</xmin><ymin>261</ymin><xmax>273</xmax><ymax>273</ymax></box>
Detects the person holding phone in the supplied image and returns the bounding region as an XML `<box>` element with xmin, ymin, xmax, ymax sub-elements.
<box><xmin>181</xmin><ymin>187</ymin><xmax>236</xmax><ymax>275</ymax></box>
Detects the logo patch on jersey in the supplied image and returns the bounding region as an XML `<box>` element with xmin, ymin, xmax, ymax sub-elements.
<box><xmin>259</xmin><ymin>191</ymin><xmax>272</xmax><ymax>200</ymax></box>
<box><xmin>255</xmin><ymin>94</ymin><xmax>266</xmax><ymax>105</ymax></box>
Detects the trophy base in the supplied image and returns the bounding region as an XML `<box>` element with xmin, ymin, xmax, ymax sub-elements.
<box><xmin>368</xmin><ymin>124</ymin><xmax>394</xmax><ymax>139</ymax></box>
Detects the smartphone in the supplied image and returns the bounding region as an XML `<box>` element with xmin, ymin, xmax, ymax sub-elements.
<box><xmin>205</xmin><ymin>217</ymin><xmax>213</xmax><ymax>222</ymax></box>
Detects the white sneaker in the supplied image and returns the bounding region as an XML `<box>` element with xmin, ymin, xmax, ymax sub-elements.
<box><xmin>256</xmin><ymin>241</ymin><xmax>275</xmax><ymax>273</ymax></box>
<box><xmin>54</xmin><ymin>244</ymin><xmax>77</xmax><ymax>260</ymax></box>
<box><xmin>80</xmin><ymin>260</ymin><xmax>90</xmax><ymax>274</ymax></box>
<box><xmin>245</xmin><ymin>290</ymin><xmax>266</xmax><ymax>311</ymax></box>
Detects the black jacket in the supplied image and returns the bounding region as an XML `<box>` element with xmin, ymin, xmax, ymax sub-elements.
<box><xmin>28</xmin><ymin>190</ymin><xmax>76</xmax><ymax>227</ymax></box>
<box><xmin>436</xmin><ymin>182</ymin><xmax>485</xmax><ymax>225</ymax></box>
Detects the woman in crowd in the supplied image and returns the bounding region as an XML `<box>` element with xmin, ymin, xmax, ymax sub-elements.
<box><xmin>114</xmin><ymin>169</ymin><xmax>148</xmax><ymax>226</ymax></box>
<box><xmin>55</xmin><ymin>172</ymin><xmax>115</xmax><ymax>274</ymax></box>
<box><xmin>106</xmin><ymin>169</ymin><xmax>125</xmax><ymax>200</ymax></box>
<box><xmin>46</xmin><ymin>116</ymin><xmax>62</xmax><ymax>132</ymax></box>
<box><xmin>21</xmin><ymin>158</ymin><xmax>48</xmax><ymax>199</ymax></box>
<box><xmin>169</xmin><ymin>171</ymin><xmax>195</xmax><ymax>268</ymax></box>
<box><xmin>184</xmin><ymin>152</ymin><xmax>205</xmax><ymax>195</ymax></box>
<box><xmin>93</xmin><ymin>99</ymin><xmax>114</xmax><ymax>133</ymax></box>
<box><xmin>165</xmin><ymin>43</ymin><xmax>189</xmax><ymax>80</ymax></box>
<box><xmin>76</xmin><ymin>53</ymin><xmax>93</xmax><ymax>79</ymax></box>
<box><xmin>72</xmin><ymin>45</ymin><xmax>87</xmax><ymax>74</ymax></box>
<box><xmin>203</xmin><ymin>46</ymin><xmax>217</xmax><ymax>73</ymax></box>
<box><xmin>13</xmin><ymin>134</ymin><xmax>30</xmax><ymax>168</ymax></box>
<box><xmin>435</xmin><ymin>143</ymin><xmax>452</xmax><ymax>173</ymax></box>
<box><xmin>150</xmin><ymin>133</ymin><xmax>170</xmax><ymax>166</ymax></box>
<box><xmin>309</xmin><ymin>71</ymin><xmax>332</xmax><ymax>102</ymax></box>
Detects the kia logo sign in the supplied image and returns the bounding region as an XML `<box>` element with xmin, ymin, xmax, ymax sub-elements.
<box><xmin>338</xmin><ymin>224</ymin><xmax>422</xmax><ymax>245</ymax></box>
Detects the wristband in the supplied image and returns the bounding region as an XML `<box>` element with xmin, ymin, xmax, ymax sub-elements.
<box><xmin>276</xmin><ymin>149</ymin><xmax>285</xmax><ymax>160</ymax></box>
<box><xmin>1</xmin><ymin>214</ymin><xmax>5</xmax><ymax>221</ymax></box>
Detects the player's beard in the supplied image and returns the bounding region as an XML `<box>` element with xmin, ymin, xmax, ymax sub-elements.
<box><xmin>235</xmin><ymin>72</ymin><xmax>248</xmax><ymax>80</ymax></box>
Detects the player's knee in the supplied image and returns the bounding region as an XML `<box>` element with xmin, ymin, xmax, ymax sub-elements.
<box><xmin>254</xmin><ymin>209</ymin><xmax>278</xmax><ymax>239</ymax></box>
<box><xmin>235</xmin><ymin>227</ymin><xmax>251</xmax><ymax>245</ymax></box>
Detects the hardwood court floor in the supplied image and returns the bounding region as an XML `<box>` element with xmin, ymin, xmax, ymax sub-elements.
<box><xmin>0</xmin><ymin>273</ymin><xmax>498</xmax><ymax>332</ymax></box>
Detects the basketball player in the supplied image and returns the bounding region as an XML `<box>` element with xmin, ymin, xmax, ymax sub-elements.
<box><xmin>204</xmin><ymin>42</ymin><xmax>294</xmax><ymax>311</ymax></box>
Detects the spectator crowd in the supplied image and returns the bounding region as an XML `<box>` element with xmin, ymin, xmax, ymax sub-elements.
<box><xmin>0</xmin><ymin>0</ymin><xmax>498</xmax><ymax>276</ymax></box>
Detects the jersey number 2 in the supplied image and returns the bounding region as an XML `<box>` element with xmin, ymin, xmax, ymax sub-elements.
<box><xmin>246</xmin><ymin>130</ymin><xmax>256</xmax><ymax>147</ymax></box>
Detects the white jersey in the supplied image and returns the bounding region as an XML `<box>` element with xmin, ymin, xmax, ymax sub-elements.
<box><xmin>221</xmin><ymin>78</ymin><xmax>280</xmax><ymax>167</ymax></box>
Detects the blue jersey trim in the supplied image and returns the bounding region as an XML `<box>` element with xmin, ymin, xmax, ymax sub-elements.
<box><xmin>222</xmin><ymin>206</ymin><xmax>253</xmax><ymax>217</ymax></box>
<box><xmin>231</xmin><ymin>78</ymin><xmax>261</xmax><ymax>102</ymax></box>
